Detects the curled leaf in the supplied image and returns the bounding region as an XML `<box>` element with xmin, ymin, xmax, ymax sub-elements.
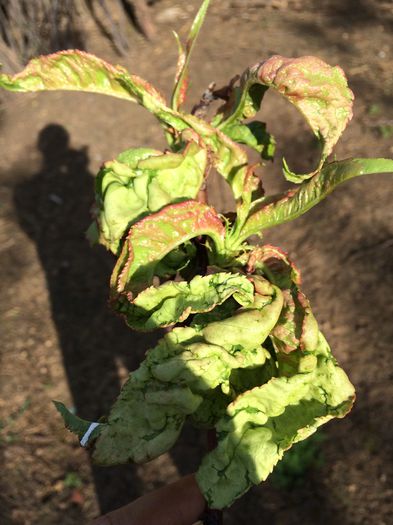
<box><xmin>202</xmin><ymin>277</ymin><xmax>283</xmax><ymax>351</ymax></box>
<box><xmin>93</xmin><ymin>136</ymin><xmax>207</xmax><ymax>254</ymax></box>
<box><xmin>111</xmin><ymin>200</ymin><xmax>225</xmax><ymax>298</ymax></box>
<box><xmin>217</xmin><ymin>54</ymin><xmax>353</xmax><ymax>182</ymax></box>
<box><xmin>257</xmin><ymin>55</ymin><xmax>354</xmax><ymax>180</ymax></box>
<box><xmin>239</xmin><ymin>158</ymin><xmax>393</xmax><ymax>241</ymax></box>
<box><xmin>196</xmin><ymin>332</ymin><xmax>355</xmax><ymax>509</ymax></box>
<box><xmin>116</xmin><ymin>272</ymin><xmax>254</xmax><ymax>331</ymax></box>
<box><xmin>92</xmin><ymin>319</ymin><xmax>276</xmax><ymax>465</ymax></box>
<box><xmin>246</xmin><ymin>244</ymin><xmax>302</xmax><ymax>289</ymax></box>
<box><xmin>0</xmin><ymin>50</ymin><xmax>166</xmax><ymax>112</ymax></box>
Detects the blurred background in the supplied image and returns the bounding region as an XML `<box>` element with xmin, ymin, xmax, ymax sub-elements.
<box><xmin>0</xmin><ymin>1</ymin><xmax>392</xmax><ymax>523</ymax></box>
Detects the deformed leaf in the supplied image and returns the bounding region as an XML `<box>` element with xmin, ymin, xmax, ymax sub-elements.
<box><xmin>239</xmin><ymin>158</ymin><xmax>393</xmax><ymax>241</ymax></box>
<box><xmin>246</xmin><ymin>244</ymin><xmax>302</xmax><ymax>289</ymax></box>
<box><xmin>93</xmin><ymin>137</ymin><xmax>208</xmax><ymax>254</ymax></box>
<box><xmin>196</xmin><ymin>332</ymin><xmax>355</xmax><ymax>509</ymax></box>
<box><xmin>258</xmin><ymin>55</ymin><xmax>354</xmax><ymax>180</ymax></box>
<box><xmin>116</xmin><ymin>272</ymin><xmax>255</xmax><ymax>331</ymax></box>
<box><xmin>217</xmin><ymin>54</ymin><xmax>354</xmax><ymax>182</ymax></box>
<box><xmin>202</xmin><ymin>277</ymin><xmax>283</xmax><ymax>351</ymax></box>
<box><xmin>91</xmin><ymin>320</ymin><xmax>275</xmax><ymax>465</ymax></box>
<box><xmin>111</xmin><ymin>200</ymin><xmax>226</xmax><ymax>299</ymax></box>
<box><xmin>0</xmin><ymin>50</ymin><xmax>166</xmax><ymax>112</ymax></box>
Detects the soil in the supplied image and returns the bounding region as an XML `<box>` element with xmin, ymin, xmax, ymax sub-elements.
<box><xmin>0</xmin><ymin>1</ymin><xmax>392</xmax><ymax>524</ymax></box>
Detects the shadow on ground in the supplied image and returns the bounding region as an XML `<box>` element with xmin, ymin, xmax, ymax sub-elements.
<box><xmin>12</xmin><ymin>124</ymin><xmax>161</xmax><ymax>513</ymax></box>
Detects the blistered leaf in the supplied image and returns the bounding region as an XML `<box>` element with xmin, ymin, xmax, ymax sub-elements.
<box><xmin>116</xmin><ymin>272</ymin><xmax>254</xmax><ymax>331</ymax></box>
<box><xmin>270</xmin><ymin>290</ymin><xmax>318</xmax><ymax>355</ymax></box>
<box><xmin>111</xmin><ymin>200</ymin><xmax>225</xmax><ymax>298</ymax></box>
<box><xmin>93</xmin><ymin>137</ymin><xmax>207</xmax><ymax>254</ymax></box>
<box><xmin>92</xmin><ymin>321</ymin><xmax>274</xmax><ymax>465</ymax></box>
<box><xmin>196</xmin><ymin>332</ymin><xmax>355</xmax><ymax>509</ymax></box>
<box><xmin>171</xmin><ymin>0</ymin><xmax>211</xmax><ymax>110</ymax></box>
<box><xmin>239</xmin><ymin>158</ymin><xmax>393</xmax><ymax>241</ymax></box>
<box><xmin>0</xmin><ymin>50</ymin><xmax>166</xmax><ymax>112</ymax></box>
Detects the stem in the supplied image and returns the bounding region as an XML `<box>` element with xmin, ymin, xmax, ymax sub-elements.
<box><xmin>194</xmin><ymin>89</ymin><xmax>224</xmax><ymax>525</ymax></box>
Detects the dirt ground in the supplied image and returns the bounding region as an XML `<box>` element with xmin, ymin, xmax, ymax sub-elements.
<box><xmin>0</xmin><ymin>1</ymin><xmax>392</xmax><ymax>524</ymax></box>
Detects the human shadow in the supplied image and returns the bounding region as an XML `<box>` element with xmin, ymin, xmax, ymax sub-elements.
<box><xmin>13</xmin><ymin>124</ymin><xmax>159</xmax><ymax>514</ymax></box>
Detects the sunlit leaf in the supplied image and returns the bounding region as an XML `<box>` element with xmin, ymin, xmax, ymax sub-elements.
<box><xmin>217</xmin><ymin>55</ymin><xmax>354</xmax><ymax>182</ymax></box>
<box><xmin>196</xmin><ymin>332</ymin><xmax>355</xmax><ymax>509</ymax></box>
<box><xmin>117</xmin><ymin>272</ymin><xmax>254</xmax><ymax>330</ymax></box>
<box><xmin>171</xmin><ymin>0</ymin><xmax>211</xmax><ymax>110</ymax></box>
<box><xmin>111</xmin><ymin>200</ymin><xmax>226</xmax><ymax>299</ymax></box>
<box><xmin>0</xmin><ymin>50</ymin><xmax>166</xmax><ymax>113</ymax></box>
<box><xmin>239</xmin><ymin>158</ymin><xmax>393</xmax><ymax>241</ymax></box>
<box><xmin>92</xmin><ymin>136</ymin><xmax>208</xmax><ymax>254</ymax></box>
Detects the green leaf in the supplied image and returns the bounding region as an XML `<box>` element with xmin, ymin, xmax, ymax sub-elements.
<box><xmin>257</xmin><ymin>56</ymin><xmax>354</xmax><ymax>180</ymax></box>
<box><xmin>93</xmin><ymin>137</ymin><xmax>208</xmax><ymax>254</ymax></box>
<box><xmin>116</xmin><ymin>272</ymin><xmax>255</xmax><ymax>331</ymax></box>
<box><xmin>53</xmin><ymin>401</ymin><xmax>102</xmax><ymax>441</ymax></box>
<box><xmin>0</xmin><ymin>50</ymin><xmax>166</xmax><ymax>112</ymax></box>
<box><xmin>217</xmin><ymin>55</ymin><xmax>353</xmax><ymax>182</ymax></box>
<box><xmin>223</xmin><ymin>121</ymin><xmax>275</xmax><ymax>160</ymax></box>
<box><xmin>171</xmin><ymin>0</ymin><xmax>211</xmax><ymax>110</ymax></box>
<box><xmin>110</xmin><ymin>200</ymin><xmax>226</xmax><ymax>299</ymax></box>
<box><xmin>239</xmin><ymin>158</ymin><xmax>393</xmax><ymax>241</ymax></box>
<box><xmin>91</xmin><ymin>322</ymin><xmax>273</xmax><ymax>465</ymax></box>
<box><xmin>196</xmin><ymin>332</ymin><xmax>355</xmax><ymax>509</ymax></box>
<box><xmin>202</xmin><ymin>277</ymin><xmax>283</xmax><ymax>351</ymax></box>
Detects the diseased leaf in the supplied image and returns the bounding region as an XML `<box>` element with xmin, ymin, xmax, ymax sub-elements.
<box><xmin>116</xmin><ymin>272</ymin><xmax>255</xmax><ymax>331</ymax></box>
<box><xmin>92</xmin><ymin>322</ymin><xmax>274</xmax><ymax>465</ymax></box>
<box><xmin>0</xmin><ymin>50</ymin><xmax>166</xmax><ymax>112</ymax></box>
<box><xmin>239</xmin><ymin>158</ymin><xmax>393</xmax><ymax>241</ymax></box>
<box><xmin>202</xmin><ymin>277</ymin><xmax>283</xmax><ymax>351</ymax></box>
<box><xmin>257</xmin><ymin>55</ymin><xmax>354</xmax><ymax>180</ymax></box>
<box><xmin>270</xmin><ymin>290</ymin><xmax>318</xmax><ymax>355</ymax></box>
<box><xmin>111</xmin><ymin>200</ymin><xmax>226</xmax><ymax>298</ymax></box>
<box><xmin>246</xmin><ymin>244</ymin><xmax>302</xmax><ymax>289</ymax></box>
<box><xmin>196</xmin><ymin>332</ymin><xmax>355</xmax><ymax>509</ymax></box>
<box><xmin>93</xmin><ymin>136</ymin><xmax>207</xmax><ymax>254</ymax></box>
<box><xmin>171</xmin><ymin>0</ymin><xmax>211</xmax><ymax>110</ymax></box>
<box><xmin>218</xmin><ymin>55</ymin><xmax>353</xmax><ymax>182</ymax></box>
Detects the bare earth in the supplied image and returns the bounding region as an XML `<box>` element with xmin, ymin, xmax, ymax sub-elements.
<box><xmin>0</xmin><ymin>1</ymin><xmax>392</xmax><ymax>524</ymax></box>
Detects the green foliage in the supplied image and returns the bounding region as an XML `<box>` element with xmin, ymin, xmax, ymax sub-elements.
<box><xmin>270</xmin><ymin>431</ymin><xmax>325</xmax><ymax>489</ymax></box>
<box><xmin>63</xmin><ymin>472</ymin><xmax>83</xmax><ymax>489</ymax></box>
<box><xmin>2</xmin><ymin>0</ymin><xmax>392</xmax><ymax>511</ymax></box>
